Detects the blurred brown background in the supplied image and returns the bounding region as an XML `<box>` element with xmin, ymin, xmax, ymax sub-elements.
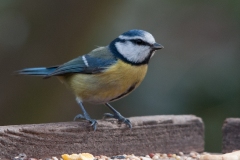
<box><xmin>0</xmin><ymin>0</ymin><xmax>240</xmax><ymax>152</ymax></box>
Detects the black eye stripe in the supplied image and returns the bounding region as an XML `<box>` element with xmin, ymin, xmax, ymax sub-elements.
<box><xmin>130</xmin><ymin>39</ymin><xmax>150</xmax><ymax>46</ymax></box>
<box><xmin>116</xmin><ymin>37</ymin><xmax>151</xmax><ymax>46</ymax></box>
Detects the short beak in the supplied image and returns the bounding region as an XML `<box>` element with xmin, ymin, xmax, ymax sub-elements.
<box><xmin>152</xmin><ymin>43</ymin><xmax>164</xmax><ymax>50</ymax></box>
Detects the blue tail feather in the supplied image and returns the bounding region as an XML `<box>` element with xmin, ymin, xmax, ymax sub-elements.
<box><xmin>17</xmin><ymin>66</ymin><xmax>58</xmax><ymax>76</ymax></box>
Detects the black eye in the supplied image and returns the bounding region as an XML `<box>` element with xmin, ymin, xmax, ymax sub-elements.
<box><xmin>135</xmin><ymin>39</ymin><xmax>144</xmax><ymax>45</ymax></box>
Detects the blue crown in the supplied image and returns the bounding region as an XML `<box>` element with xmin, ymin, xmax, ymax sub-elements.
<box><xmin>121</xmin><ymin>29</ymin><xmax>145</xmax><ymax>37</ymax></box>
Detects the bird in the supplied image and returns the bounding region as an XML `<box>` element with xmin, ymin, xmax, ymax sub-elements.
<box><xmin>17</xmin><ymin>29</ymin><xmax>164</xmax><ymax>131</ymax></box>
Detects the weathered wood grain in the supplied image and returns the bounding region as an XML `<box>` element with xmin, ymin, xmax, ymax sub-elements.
<box><xmin>0</xmin><ymin>115</ymin><xmax>204</xmax><ymax>159</ymax></box>
<box><xmin>222</xmin><ymin>118</ymin><xmax>240</xmax><ymax>153</ymax></box>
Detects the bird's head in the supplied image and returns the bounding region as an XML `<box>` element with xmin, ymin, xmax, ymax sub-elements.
<box><xmin>109</xmin><ymin>29</ymin><xmax>163</xmax><ymax>65</ymax></box>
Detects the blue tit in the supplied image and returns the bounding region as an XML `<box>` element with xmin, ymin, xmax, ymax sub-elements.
<box><xmin>17</xmin><ymin>29</ymin><xmax>164</xmax><ymax>130</ymax></box>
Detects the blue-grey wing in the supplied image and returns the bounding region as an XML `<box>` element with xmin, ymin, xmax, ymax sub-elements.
<box><xmin>46</xmin><ymin>46</ymin><xmax>117</xmax><ymax>77</ymax></box>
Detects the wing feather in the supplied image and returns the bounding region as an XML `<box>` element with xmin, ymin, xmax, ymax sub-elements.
<box><xmin>45</xmin><ymin>46</ymin><xmax>117</xmax><ymax>77</ymax></box>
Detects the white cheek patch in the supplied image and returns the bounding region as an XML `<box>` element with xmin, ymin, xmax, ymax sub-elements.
<box><xmin>115</xmin><ymin>41</ymin><xmax>150</xmax><ymax>63</ymax></box>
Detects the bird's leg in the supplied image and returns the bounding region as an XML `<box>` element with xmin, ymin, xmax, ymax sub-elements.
<box><xmin>103</xmin><ymin>103</ymin><xmax>132</xmax><ymax>128</ymax></box>
<box><xmin>74</xmin><ymin>98</ymin><xmax>97</xmax><ymax>131</ymax></box>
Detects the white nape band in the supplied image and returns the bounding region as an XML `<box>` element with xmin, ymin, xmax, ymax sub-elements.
<box><xmin>119</xmin><ymin>32</ymin><xmax>155</xmax><ymax>44</ymax></box>
<box><xmin>82</xmin><ymin>55</ymin><xmax>89</xmax><ymax>67</ymax></box>
<box><xmin>119</xmin><ymin>35</ymin><xmax>144</xmax><ymax>40</ymax></box>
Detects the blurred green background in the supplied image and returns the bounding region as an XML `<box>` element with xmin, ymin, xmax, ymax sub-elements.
<box><xmin>0</xmin><ymin>0</ymin><xmax>240</xmax><ymax>152</ymax></box>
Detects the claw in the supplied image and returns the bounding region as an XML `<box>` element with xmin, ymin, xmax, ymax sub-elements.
<box><xmin>103</xmin><ymin>113</ymin><xmax>115</xmax><ymax>118</ymax></box>
<box><xmin>124</xmin><ymin>118</ymin><xmax>132</xmax><ymax>128</ymax></box>
<box><xmin>90</xmin><ymin>120</ymin><xmax>98</xmax><ymax>131</ymax></box>
<box><xmin>103</xmin><ymin>103</ymin><xmax>132</xmax><ymax>129</ymax></box>
<box><xmin>104</xmin><ymin>113</ymin><xmax>132</xmax><ymax>129</ymax></box>
<box><xmin>73</xmin><ymin>114</ymin><xmax>84</xmax><ymax>121</ymax></box>
<box><xmin>75</xmin><ymin>98</ymin><xmax>98</xmax><ymax>131</ymax></box>
<box><xmin>74</xmin><ymin>113</ymin><xmax>98</xmax><ymax>131</ymax></box>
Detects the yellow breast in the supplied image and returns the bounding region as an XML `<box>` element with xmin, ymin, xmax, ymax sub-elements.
<box><xmin>60</xmin><ymin>60</ymin><xmax>148</xmax><ymax>103</ymax></box>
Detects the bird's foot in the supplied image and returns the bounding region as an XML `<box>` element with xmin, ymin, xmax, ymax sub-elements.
<box><xmin>104</xmin><ymin>112</ymin><xmax>132</xmax><ymax>128</ymax></box>
<box><xmin>74</xmin><ymin>114</ymin><xmax>97</xmax><ymax>131</ymax></box>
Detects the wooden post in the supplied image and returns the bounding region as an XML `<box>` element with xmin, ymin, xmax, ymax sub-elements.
<box><xmin>222</xmin><ymin>118</ymin><xmax>240</xmax><ymax>153</ymax></box>
<box><xmin>0</xmin><ymin>115</ymin><xmax>204</xmax><ymax>159</ymax></box>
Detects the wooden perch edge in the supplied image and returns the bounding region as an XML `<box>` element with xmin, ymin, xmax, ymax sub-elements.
<box><xmin>0</xmin><ymin>115</ymin><xmax>204</xmax><ymax>159</ymax></box>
